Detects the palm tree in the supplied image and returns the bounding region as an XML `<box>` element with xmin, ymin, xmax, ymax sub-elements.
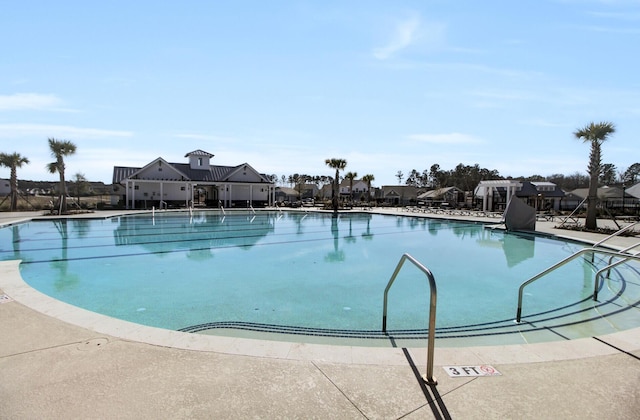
<box><xmin>325</xmin><ymin>158</ymin><xmax>347</xmax><ymax>216</ymax></box>
<box><xmin>344</xmin><ymin>171</ymin><xmax>358</xmax><ymax>202</ymax></box>
<box><xmin>0</xmin><ymin>152</ymin><xmax>30</xmax><ymax>211</ymax></box>
<box><xmin>47</xmin><ymin>138</ymin><xmax>77</xmax><ymax>214</ymax></box>
<box><xmin>362</xmin><ymin>174</ymin><xmax>375</xmax><ymax>203</ymax></box>
<box><xmin>573</xmin><ymin>121</ymin><xmax>616</xmax><ymax>230</ymax></box>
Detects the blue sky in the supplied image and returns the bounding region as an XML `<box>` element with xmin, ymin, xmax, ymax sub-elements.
<box><xmin>1</xmin><ymin>0</ymin><xmax>639</xmax><ymax>186</ymax></box>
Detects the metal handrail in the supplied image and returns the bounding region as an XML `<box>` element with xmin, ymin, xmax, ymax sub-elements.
<box><xmin>592</xmin><ymin>221</ymin><xmax>639</xmax><ymax>248</ymax></box>
<box><xmin>601</xmin><ymin>241</ymin><xmax>640</xmax><ymax>279</ymax></box>
<box><xmin>382</xmin><ymin>253</ymin><xmax>438</xmax><ymax>385</ymax></box>
<box><xmin>516</xmin><ymin>244</ymin><xmax>640</xmax><ymax>322</ymax></box>
<box><xmin>593</xmin><ymin>245</ymin><xmax>640</xmax><ymax>301</ymax></box>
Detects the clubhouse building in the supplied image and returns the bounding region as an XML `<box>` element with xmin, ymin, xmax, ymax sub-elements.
<box><xmin>112</xmin><ymin>150</ymin><xmax>275</xmax><ymax>209</ymax></box>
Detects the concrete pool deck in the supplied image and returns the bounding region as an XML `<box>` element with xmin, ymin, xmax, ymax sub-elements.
<box><xmin>1</xmin><ymin>209</ymin><xmax>639</xmax><ymax>418</ymax></box>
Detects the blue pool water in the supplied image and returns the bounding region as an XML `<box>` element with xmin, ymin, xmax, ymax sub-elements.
<box><xmin>1</xmin><ymin>211</ymin><xmax>637</xmax><ymax>344</ymax></box>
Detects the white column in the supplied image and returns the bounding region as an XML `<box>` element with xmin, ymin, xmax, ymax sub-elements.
<box><xmin>125</xmin><ymin>180</ymin><xmax>130</xmax><ymax>209</ymax></box>
<box><xmin>186</xmin><ymin>182</ymin><xmax>190</xmax><ymax>207</ymax></box>
<box><xmin>482</xmin><ymin>186</ymin><xmax>488</xmax><ymax>212</ymax></box>
<box><xmin>131</xmin><ymin>180</ymin><xmax>136</xmax><ymax>210</ymax></box>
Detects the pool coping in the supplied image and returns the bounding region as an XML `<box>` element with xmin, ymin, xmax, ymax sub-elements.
<box><xmin>2</xmin><ymin>208</ymin><xmax>639</xmax><ymax>366</ymax></box>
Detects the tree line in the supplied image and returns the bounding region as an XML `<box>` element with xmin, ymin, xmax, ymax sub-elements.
<box><xmin>2</xmin><ymin>121</ymin><xmax>637</xmax><ymax>230</ymax></box>
<box><xmin>274</xmin><ymin>161</ymin><xmax>639</xmax><ymax>196</ymax></box>
<box><xmin>275</xmin><ymin>121</ymin><xmax>632</xmax><ymax>231</ymax></box>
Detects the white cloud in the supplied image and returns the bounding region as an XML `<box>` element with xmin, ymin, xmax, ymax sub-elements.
<box><xmin>407</xmin><ymin>133</ymin><xmax>482</xmax><ymax>144</ymax></box>
<box><xmin>0</xmin><ymin>123</ymin><xmax>133</xmax><ymax>139</ymax></box>
<box><xmin>373</xmin><ymin>15</ymin><xmax>422</xmax><ymax>60</ymax></box>
<box><xmin>0</xmin><ymin>93</ymin><xmax>64</xmax><ymax>111</ymax></box>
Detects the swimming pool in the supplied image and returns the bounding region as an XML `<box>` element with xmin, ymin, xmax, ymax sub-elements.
<box><xmin>2</xmin><ymin>210</ymin><xmax>639</xmax><ymax>346</ymax></box>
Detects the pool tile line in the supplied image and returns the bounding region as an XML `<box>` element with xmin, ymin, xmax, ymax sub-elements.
<box><xmin>2</xmin><ymin>211</ymin><xmax>640</xmax><ymax>369</ymax></box>
<box><xmin>2</xmin><ymin>257</ymin><xmax>638</xmax><ymax>367</ymax></box>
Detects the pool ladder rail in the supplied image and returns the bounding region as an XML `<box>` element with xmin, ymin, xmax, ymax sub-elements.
<box><xmin>382</xmin><ymin>253</ymin><xmax>438</xmax><ymax>385</ymax></box>
<box><xmin>516</xmin><ymin>222</ymin><xmax>640</xmax><ymax>323</ymax></box>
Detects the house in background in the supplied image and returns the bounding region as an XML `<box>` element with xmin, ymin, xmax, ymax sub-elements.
<box><xmin>626</xmin><ymin>182</ymin><xmax>640</xmax><ymax>200</ymax></box>
<box><xmin>527</xmin><ymin>181</ymin><xmax>565</xmax><ymax>210</ymax></box>
<box><xmin>475</xmin><ymin>180</ymin><xmax>565</xmax><ymax>212</ymax></box>
<box><xmin>562</xmin><ymin>186</ymin><xmax>638</xmax><ymax>212</ymax></box>
<box><xmin>339</xmin><ymin>178</ymin><xmax>370</xmax><ymax>200</ymax></box>
<box><xmin>379</xmin><ymin>186</ymin><xmax>418</xmax><ymax>206</ymax></box>
<box><xmin>274</xmin><ymin>187</ymin><xmax>299</xmax><ymax>204</ymax></box>
<box><xmin>112</xmin><ymin>150</ymin><xmax>275</xmax><ymax>209</ymax></box>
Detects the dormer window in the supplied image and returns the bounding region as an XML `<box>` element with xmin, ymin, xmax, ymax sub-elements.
<box><xmin>198</xmin><ymin>157</ymin><xmax>203</xmax><ymax>166</ymax></box>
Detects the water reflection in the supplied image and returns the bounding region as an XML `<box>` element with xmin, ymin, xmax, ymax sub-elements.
<box><xmin>344</xmin><ymin>217</ymin><xmax>357</xmax><ymax>244</ymax></box>
<box><xmin>325</xmin><ymin>216</ymin><xmax>345</xmax><ymax>262</ymax></box>
<box><xmin>51</xmin><ymin>220</ymin><xmax>79</xmax><ymax>291</ymax></box>
<box><xmin>113</xmin><ymin>212</ymin><xmax>276</xmax><ymax>258</ymax></box>
<box><xmin>11</xmin><ymin>225</ymin><xmax>20</xmax><ymax>257</ymax></box>
<box><xmin>476</xmin><ymin>229</ymin><xmax>536</xmax><ymax>267</ymax></box>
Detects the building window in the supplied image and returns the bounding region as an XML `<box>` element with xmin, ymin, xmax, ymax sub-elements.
<box><xmin>180</xmin><ymin>186</ymin><xmax>186</xmax><ymax>191</ymax></box>
<box><xmin>198</xmin><ymin>157</ymin><xmax>202</xmax><ymax>166</ymax></box>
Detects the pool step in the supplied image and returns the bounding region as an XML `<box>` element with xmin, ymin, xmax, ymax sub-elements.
<box><xmin>178</xmin><ymin>265</ymin><xmax>640</xmax><ymax>346</ymax></box>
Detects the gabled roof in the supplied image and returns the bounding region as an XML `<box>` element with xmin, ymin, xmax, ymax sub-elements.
<box><xmin>275</xmin><ymin>187</ymin><xmax>298</xmax><ymax>196</ymax></box>
<box><xmin>626</xmin><ymin>182</ymin><xmax>640</xmax><ymax>198</ymax></box>
<box><xmin>119</xmin><ymin>157</ymin><xmax>190</xmax><ymax>182</ymax></box>
<box><xmin>339</xmin><ymin>178</ymin><xmax>367</xmax><ymax>187</ymax></box>
<box><xmin>381</xmin><ymin>185</ymin><xmax>417</xmax><ymax>197</ymax></box>
<box><xmin>220</xmin><ymin>163</ymin><xmax>271</xmax><ymax>183</ymax></box>
<box><xmin>113</xmin><ymin>151</ymin><xmax>274</xmax><ymax>185</ymax></box>
<box><xmin>113</xmin><ymin>161</ymin><xmax>271</xmax><ymax>184</ymax></box>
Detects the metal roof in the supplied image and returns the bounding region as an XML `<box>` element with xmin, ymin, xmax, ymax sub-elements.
<box><xmin>184</xmin><ymin>149</ymin><xmax>214</xmax><ymax>158</ymax></box>
<box><xmin>113</xmin><ymin>162</ymin><xmax>271</xmax><ymax>184</ymax></box>
<box><xmin>112</xmin><ymin>166</ymin><xmax>139</xmax><ymax>184</ymax></box>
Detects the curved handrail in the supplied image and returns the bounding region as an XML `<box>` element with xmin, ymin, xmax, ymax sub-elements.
<box><xmin>382</xmin><ymin>253</ymin><xmax>437</xmax><ymax>385</ymax></box>
<box><xmin>516</xmin><ymin>246</ymin><xmax>640</xmax><ymax>322</ymax></box>
<box><xmin>601</xmin><ymin>241</ymin><xmax>640</xmax><ymax>281</ymax></box>
<box><xmin>593</xmin><ymin>249</ymin><xmax>640</xmax><ymax>301</ymax></box>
